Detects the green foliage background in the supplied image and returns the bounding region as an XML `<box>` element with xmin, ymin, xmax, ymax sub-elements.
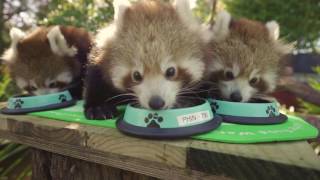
<box><xmin>40</xmin><ymin>0</ymin><xmax>114</xmax><ymax>31</ymax></box>
<box><xmin>223</xmin><ymin>0</ymin><xmax>320</xmax><ymax>52</ymax></box>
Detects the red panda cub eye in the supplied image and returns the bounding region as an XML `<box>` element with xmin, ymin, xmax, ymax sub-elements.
<box><xmin>132</xmin><ymin>71</ymin><xmax>143</xmax><ymax>83</ymax></box>
<box><xmin>165</xmin><ymin>67</ymin><xmax>177</xmax><ymax>79</ymax></box>
<box><xmin>249</xmin><ymin>77</ymin><xmax>259</xmax><ymax>86</ymax></box>
<box><xmin>224</xmin><ymin>71</ymin><xmax>235</xmax><ymax>81</ymax></box>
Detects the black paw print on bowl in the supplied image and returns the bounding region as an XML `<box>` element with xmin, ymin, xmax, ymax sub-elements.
<box><xmin>210</xmin><ymin>101</ymin><xmax>219</xmax><ymax>113</ymax></box>
<box><xmin>266</xmin><ymin>106</ymin><xmax>276</xmax><ymax>117</ymax></box>
<box><xmin>144</xmin><ymin>113</ymin><xmax>164</xmax><ymax>128</ymax></box>
<box><xmin>13</xmin><ymin>99</ymin><xmax>24</xmax><ymax>109</ymax></box>
<box><xmin>59</xmin><ymin>94</ymin><xmax>67</xmax><ymax>102</ymax></box>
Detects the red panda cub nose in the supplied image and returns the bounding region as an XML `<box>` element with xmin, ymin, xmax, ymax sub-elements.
<box><xmin>149</xmin><ymin>96</ymin><xmax>165</xmax><ymax>110</ymax></box>
<box><xmin>230</xmin><ymin>91</ymin><xmax>242</xmax><ymax>102</ymax></box>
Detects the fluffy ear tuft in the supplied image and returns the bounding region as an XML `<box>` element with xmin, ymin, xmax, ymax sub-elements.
<box><xmin>212</xmin><ymin>11</ymin><xmax>231</xmax><ymax>42</ymax></box>
<box><xmin>10</xmin><ymin>27</ymin><xmax>26</xmax><ymax>45</ymax></box>
<box><xmin>174</xmin><ymin>0</ymin><xmax>198</xmax><ymax>28</ymax></box>
<box><xmin>47</xmin><ymin>26</ymin><xmax>77</xmax><ymax>57</ymax></box>
<box><xmin>113</xmin><ymin>0</ymin><xmax>131</xmax><ymax>23</ymax></box>
<box><xmin>266</xmin><ymin>21</ymin><xmax>280</xmax><ymax>40</ymax></box>
<box><xmin>174</xmin><ymin>0</ymin><xmax>213</xmax><ymax>42</ymax></box>
<box><xmin>0</xmin><ymin>27</ymin><xmax>25</xmax><ymax>64</ymax></box>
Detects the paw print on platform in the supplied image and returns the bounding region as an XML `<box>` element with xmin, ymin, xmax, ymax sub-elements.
<box><xmin>266</xmin><ymin>106</ymin><xmax>276</xmax><ymax>117</ymax></box>
<box><xmin>59</xmin><ymin>94</ymin><xmax>67</xmax><ymax>102</ymax></box>
<box><xmin>144</xmin><ymin>113</ymin><xmax>163</xmax><ymax>128</ymax></box>
<box><xmin>13</xmin><ymin>99</ymin><xmax>24</xmax><ymax>109</ymax></box>
<box><xmin>210</xmin><ymin>101</ymin><xmax>219</xmax><ymax>113</ymax></box>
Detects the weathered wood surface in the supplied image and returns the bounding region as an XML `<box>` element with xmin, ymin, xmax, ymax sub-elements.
<box><xmin>32</xmin><ymin>148</ymin><xmax>157</xmax><ymax>180</ymax></box>
<box><xmin>0</xmin><ymin>112</ymin><xmax>319</xmax><ymax>179</ymax></box>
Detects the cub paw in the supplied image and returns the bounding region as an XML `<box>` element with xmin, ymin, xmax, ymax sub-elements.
<box><xmin>84</xmin><ymin>104</ymin><xmax>118</xmax><ymax>120</ymax></box>
<box><xmin>144</xmin><ymin>113</ymin><xmax>164</xmax><ymax>128</ymax></box>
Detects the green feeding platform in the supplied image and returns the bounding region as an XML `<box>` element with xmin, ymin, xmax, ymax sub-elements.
<box><xmin>29</xmin><ymin>101</ymin><xmax>318</xmax><ymax>143</ymax></box>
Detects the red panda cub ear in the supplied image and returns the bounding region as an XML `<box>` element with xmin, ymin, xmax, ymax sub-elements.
<box><xmin>1</xmin><ymin>27</ymin><xmax>26</xmax><ymax>64</ymax></box>
<box><xmin>211</xmin><ymin>11</ymin><xmax>232</xmax><ymax>42</ymax></box>
<box><xmin>47</xmin><ymin>26</ymin><xmax>77</xmax><ymax>57</ymax></box>
<box><xmin>265</xmin><ymin>21</ymin><xmax>280</xmax><ymax>41</ymax></box>
<box><xmin>174</xmin><ymin>0</ymin><xmax>213</xmax><ymax>43</ymax></box>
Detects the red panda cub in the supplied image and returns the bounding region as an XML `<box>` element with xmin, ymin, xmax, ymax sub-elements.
<box><xmin>205</xmin><ymin>11</ymin><xmax>292</xmax><ymax>102</ymax></box>
<box><xmin>1</xmin><ymin>26</ymin><xmax>91</xmax><ymax>99</ymax></box>
<box><xmin>84</xmin><ymin>0</ymin><xmax>211</xmax><ymax>119</ymax></box>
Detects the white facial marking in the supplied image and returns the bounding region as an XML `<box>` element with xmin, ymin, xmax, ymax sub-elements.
<box><xmin>47</xmin><ymin>26</ymin><xmax>77</xmax><ymax>57</ymax></box>
<box><xmin>220</xmin><ymin>78</ymin><xmax>257</xmax><ymax>102</ymax></box>
<box><xmin>249</xmin><ymin>69</ymin><xmax>260</xmax><ymax>80</ymax></box>
<box><xmin>262</xmin><ymin>71</ymin><xmax>277</xmax><ymax>92</ymax></box>
<box><xmin>179</xmin><ymin>57</ymin><xmax>204</xmax><ymax>82</ymax></box>
<box><xmin>16</xmin><ymin>78</ymin><xmax>28</xmax><ymax>89</ymax></box>
<box><xmin>111</xmin><ymin>64</ymin><xmax>131</xmax><ymax>90</ymax></box>
<box><xmin>160</xmin><ymin>56</ymin><xmax>174</xmax><ymax>72</ymax></box>
<box><xmin>232</xmin><ymin>64</ymin><xmax>240</xmax><ymax>77</ymax></box>
<box><xmin>209</xmin><ymin>60</ymin><xmax>224</xmax><ymax>72</ymax></box>
<box><xmin>56</xmin><ymin>71</ymin><xmax>73</xmax><ymax>84</ymax></box>
<box><xmin>133</xmin><ymin>75</ymin><xmax>180</xmax><ymax>109</ymax></box>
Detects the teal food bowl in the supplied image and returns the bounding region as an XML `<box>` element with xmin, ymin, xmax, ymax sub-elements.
<box><xmin>209</xmin><ymin>99</ymin><xmax>287</xmax><ymax>125</ymax></box>
<box><xmin>1</xmin><ymin>91</ymin><xmax>76</xmax><ymax>115</ymax></box>
<box><xmin>116</xmin><ymin>99</ymin><xmax>222</xmax><ymax>138</ymax></box>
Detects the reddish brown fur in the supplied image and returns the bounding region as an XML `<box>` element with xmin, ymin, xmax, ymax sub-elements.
<box><xmin>7</xmin><ymin>26</ymin><xmax>91</xmax><ymax>88</ymax></box>
<box><xmin>206</xmin><ymin>18</ymin><xmax>291</xmax><ymax>88</ymax></box>
<box><xmin>204</xmin><ymin>16</ymin><xmax>293</xmax><ymax>101</ymax></box>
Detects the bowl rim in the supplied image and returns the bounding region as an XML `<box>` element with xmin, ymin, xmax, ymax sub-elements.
<box><xmin>210</xmin><ymin>98</ymin><xmax>280</xmax><ymax>117</ymax></box>
<box><xmin>1</xmin><ymin>90</ymin><xmax>75</xmax><ymax>114</ymax></box>
<box><xmin>9</xmin><ymin>90</ymin><xmax>71</xmax><ymax>102</ymax></box>
<box><xmin>213</xmin><ymin>99</ymin><xmax>275</xmax><ymax>106</ymax></box>
<box><xmin>209</xmin><ymin>98</ymin><xmax>288</xmax><ymax>124</ymax></box>
<box><xmin>1</xmin><ymin>99</ymin><xmax>77</xmax><ymax>115</ymax></box>
<box><xmin>116</xmin><ymin>115</ymin><xmax>222</xmax><ymax>139</ymax></box>
<box><xmin>122</xmin><ymin>99</ymin><xmax>216</xmax><ymax>129</ymax></box>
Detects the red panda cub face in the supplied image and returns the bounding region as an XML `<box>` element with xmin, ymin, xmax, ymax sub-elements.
<box><xmin>1</xmin><ymin>26</ymin><xmax>85</xmax><ymax>95</ymax></box>
<box><xmin>206</xmin><ymin>11</ymin><xmax>292</xmax><ymax>102</ymax></box>
<box><xmin>95</xmin><ymin>0</ymin><xmax>210</xmax><ymax>110</ymax></box>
